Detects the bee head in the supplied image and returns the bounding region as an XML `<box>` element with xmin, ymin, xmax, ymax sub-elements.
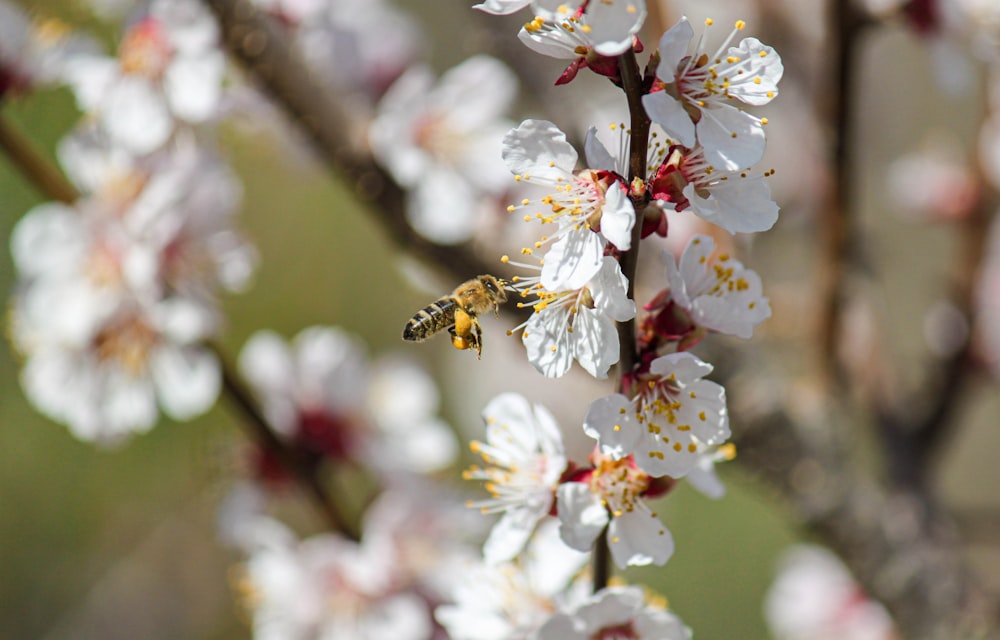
<box><xmin>478</xmin><ymin>274</ymin><xmax>508</xmax><ymax>303</ymax></box>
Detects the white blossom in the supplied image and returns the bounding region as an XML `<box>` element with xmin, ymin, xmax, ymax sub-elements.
<box><xmin>64</xmin><ymin>0</ymin><xmax>225</xmax><ymax>154</ymax></box>
<box><xmin>510</xmin><ymin>256</ymin><xmax>635</xmax><ymax>379</ymax></box>
<box><xmin>465</xmin><ymin>393</ymin><xmax>567</xmax><ymax>564</ymax></box>
<box><xmin>519</xmin><ymin>0</ymin><xmax>647</xmax><ymax>68</ymax></box>
<box><xmin>556</xmin><ymin>452</ymin><xmax>674</xmax><ymax>568</ymax></box>
<box><xmin>650</xmin><ymin>142</ymin><xmax>779</xmax><ymax>234</ymax></box>
<box><xmin>370</xmin><ymin>55</ymin><xmax>516</xmax><ymax>244</ymax></box>
<box><xmin>435</xmin><ymin>519</ymin><xmax>590</xmax><ymax>640</ymax></box>
<box><xmin>765</xmin><ymin>545</ymin><xmax>896</xmax><ymax>640</ymax></box>
<box><xmin>235</xmin><ymin>517</ymin><xmax>432</xmax><ymax>640</ymax></box>
<box><xmin>642</xmin><ymin>16</ymin><xmax>783</xmax><ymax>170</ymax></box>
<box><xmin>663</xmin><ymin>234</ymin><xmax>771</xmax><ymax>339</ymax></box>
<box><xmin>504</xmin><ymin>119</ymin><xmax>634</xmax><ymax>290</ymax></box>
<box><xmin>584</xmin><ymin>351</ymin><xmax>730</xmax><ymax>479</ymax></box>
<box><xmin>238</xmin><ymin>326</ymin><xmax>457</xmax><ymax>475</ymax></box>
<box><xmin>537</xmin><ymin>585</ymin><xmax>691</xmax><ymax>640</ymax></box>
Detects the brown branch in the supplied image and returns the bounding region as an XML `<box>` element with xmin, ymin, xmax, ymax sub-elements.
<box><xmin>816</xmin><ymin>0</ymin><xmax>871</xmax><ymax>386</ymax></box>
<box><xmin>211</xmin><ymin>343</ymin><xmax>356</xmax><ymax>538</ymax></box>
<box><xmin>615</xmin><ymin>48</ymin><xmax>651</xmax><ymax>380</ymax></box>
<box><xmin>0</xmin><ymin>111</ymin><xmax>77</xmax><ymax>204</ymax></box>
<box><xmin>876</xmin><ymin>179</ymin><xmax>995</xmax><ymax>493</ymax></box>
<box><xmin>730</xmin><ymin>384</ymin><xmax>1000</xmax><ymax>640</ymax></box>
<box><xmin>204</xmin><ymin>0</ymin><xmax>498</xmax><ymax>283</ymax></box>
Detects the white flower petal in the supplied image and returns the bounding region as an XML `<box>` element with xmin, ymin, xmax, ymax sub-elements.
<box><xmin>556</xmin><ymin>482</ymin><xmax>608</xmax><ymax>551</ymax></box>
<box><xmin>642</xmin><ymin>91</ymin><xmax>696</xmax><ymax>147</ymax></box>
<box><xmin>151</xmin><ymin>344</ymin><xmax>221</xmax><ymax>420</ymax></box>
<box><xmin>697</xmin><ymin>104</ymin><xmax>766</xmax><ymax>171</ymax></box>
<box><xmin>502</xmin><ymin>119</ymin><xmax>578</xmax><ymax>180</ymax></box>
<box><xmin>607</xmin><ymin>508</ymin><xmax>674</xmax><ymax>567</ymax></box>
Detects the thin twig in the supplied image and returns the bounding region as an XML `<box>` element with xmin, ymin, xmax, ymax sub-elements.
<box><xmin>816</xmin><ymin>0</ymin><xmax>869</xmax><ymax>386</ymax></box>
<box><xmin>204</xmin><ymin>0</ymin><xmax>499</xmax><ymax>283</ymax></box>
<box><xmin>0</xmin><ymin>111</ymin><xmax>76</xmax><ymax>204</ymax></box>
<box><xmin>876</xmin><ymin>180</ymin><xmax>995</xmax><ymax>493</ymax></box>
<box><xmin>615</xmin><ymin>48</ymin><xmax>651</xmax><ymax>380</ymax></box>
<box><xmin>212</xmin><ymin>344</ymin><xmax>356</xmax><ymax>538</ymax></box>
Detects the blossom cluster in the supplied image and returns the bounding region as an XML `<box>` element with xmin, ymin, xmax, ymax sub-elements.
<box><xmin>6</xmin><ymin>0</ymin><xmax>257</xmax><ymax>443</ymax></box>
<box><xmin>2</xmin><ymin>0</ymin><xmax>787</xmax><ymax>638</ymax></box>
<box><xmin>440</xmin><ymin>1</ymin><xmax>783</xmax><ymax>637</ymax></box>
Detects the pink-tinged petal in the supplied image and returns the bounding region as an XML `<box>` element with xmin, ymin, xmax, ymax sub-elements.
<box><xmin>151</xmin><ymin>344</ymin><xmax>220</xmax><ymax>420</ymax></box>
<box><xmin>540</xmin><ymin>231</ymin><xmax>604</xmax><ymax>291</ymax></box>
<box><xmin>642</xmin><ymin>91</ymin><xmax>695</xmax><ymax>147</ymax></box>
<box><xmin>655</xmin><ymin>17</ymin><xmax>694</xmax><ymax>78</ymax></box>
<box><xmin>502</xmin><ymin>119</ymin><xmax>578</xmax><ymax>178</ymax></box>
<box><xmin>556</xmin><ymin>482</ymin><xmax>608</xmax><ymax>551</ymax></box>
<box><xmin>607</xmin><ymin>508</ymin><xmax>674</xmax><ymax>567</ymax></box>
<box><xmin>696</xmin><ymin>104</ymin><xmax>766</xmax><ymax>171</ymax></box>
<box><xmin>583</xmin><ymin>393</ymin><xmax>641</xmax><ymax>459</ymax></box>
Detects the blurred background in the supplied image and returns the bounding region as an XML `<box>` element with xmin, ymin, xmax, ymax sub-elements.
<box><xmin>2</xmin><ymin>0</ymin><xmax>1000</xmax><ymax>638</ymax></box>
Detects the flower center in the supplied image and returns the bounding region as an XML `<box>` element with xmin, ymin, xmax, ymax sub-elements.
<box><xmin>119</xmin><ymin>18</ymin><xmax>173</xmax><ymax>78</ymax></box>
<box><xmin>589</xmin><ymin>455</ymin><xmax>651</xmax><ymax>518</ymax></box>
<box><xmin>593</xmin><ymin>622</ymin><xmax>640</xmax><ymax>640</ymax></box>
<box><xmin>92</xmin><ymin>312</ymin><xmax>159</xmax><ymax>375</ymax></box>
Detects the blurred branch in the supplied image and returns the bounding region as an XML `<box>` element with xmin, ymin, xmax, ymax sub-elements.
<box><xmin>876</xmin><ymin>186</ymin><xmax>995</xmax><ymax>493</ymax></box>
<box><xmin>0</xmin><ymin>111</ymin><xmax>77</xmax><ymax>204</ymax></box>
<box><xmin>211</xmin><ymin>344</ymin><xmax>356</xmax><ymax>538</ymax></box>
<box><xmin>204</xmin><ymin>0</ymin><xmax>498</xmax><ymax>283</ymax></box>
<box><xmin>0</xmin><ymin>112</ymin><xmax>353</xmax><ymax>536</ymax></box>
<box><xmin>730</xmin><ymin>384</ymin><xmax>1000</xmax><ymax>639</ymax></box>
<box><xmin>816</xmin><ymin>0</ymin><xmax>872</xmax><ymax>386</ymax></box>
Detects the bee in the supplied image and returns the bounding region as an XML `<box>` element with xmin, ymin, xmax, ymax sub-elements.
<box><xmin>403</xmin><ymin>275</ymin><xmax>508</xmax><ymax>359</ymax></box>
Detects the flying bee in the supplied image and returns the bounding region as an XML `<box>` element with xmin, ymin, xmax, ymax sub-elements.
<box><xmin>403</xmin><ymin>275</ymin><xmax>508</xmax><ymax>359</ymax></box>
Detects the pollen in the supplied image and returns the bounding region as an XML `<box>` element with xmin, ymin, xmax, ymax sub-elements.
<box><xmin>762</xmin><ymin>117</ymin><xmax>769</xmax><ymax>125</ymax></box>
<box><xmin>705</xmin><ymin>18</ymin><xmax>714</xmax><ymax>26</ymax></box>
<box><xmin>735</xmin><ymin>19</ymin><xmax>746</xmax><ymax>29</ymax></box>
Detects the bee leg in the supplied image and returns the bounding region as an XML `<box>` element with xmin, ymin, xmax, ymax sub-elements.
<box><xmin>469</xmin><ymin>319</ymin><xmax>483</xmax><ymax>359</ymax></box>
<box><xmin>451</xmin><ymin>309</ymin><xmax>481</xmax><ymax>357</ymax></box>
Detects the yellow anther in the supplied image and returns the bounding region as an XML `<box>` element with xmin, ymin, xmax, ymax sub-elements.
<box><xmin>735</xmin><ymin>20</ymin><xmax>746</xmax><ymax>30</ymax></box>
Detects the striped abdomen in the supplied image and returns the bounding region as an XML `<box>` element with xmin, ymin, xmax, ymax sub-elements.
<box><xmin>403</xmin><ymin>297</ymin><xmax>458</xmax><ymax>342</ymax></box>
